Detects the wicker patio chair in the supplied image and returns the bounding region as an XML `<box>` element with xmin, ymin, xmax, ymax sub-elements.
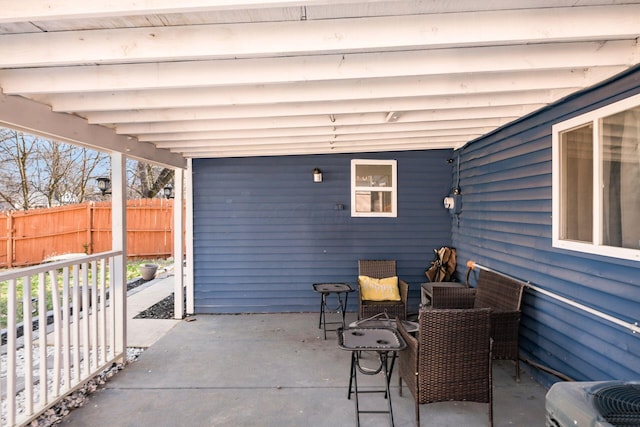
<box><xmin>396</xmin><ymin>309</ymin><xmax>493</xmax><ymax>427</ymax></box>
<box><xmin>357</xmin><ymin>260</ymin><xmax>408</xmax><ymax>320</ymax></box>
<box><xmin>430</xmin><ymin>268</ymin><xmax>525</xmax><ymax>381</ymax></box>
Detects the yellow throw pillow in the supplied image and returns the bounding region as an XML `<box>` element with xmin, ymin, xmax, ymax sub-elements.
<box><xmin>358</xmin><ymin>275</ymin><xmax>401</xmax><ymax>301</ymax></box>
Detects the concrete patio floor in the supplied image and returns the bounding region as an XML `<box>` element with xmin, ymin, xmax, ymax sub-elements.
<box><xmin>60</xmin><ymin>307</ymin><xmax>548</xmax><ymax>427</ymax></box>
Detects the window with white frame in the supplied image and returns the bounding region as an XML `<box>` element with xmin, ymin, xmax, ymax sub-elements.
<box><xmin>351</xmin><ymin>159</ymin><xmax>397</xmax><ymax>217</ymax></box>
<box><xmin>552</xmin><ymin>93</ymin><xmax>640</xmax><ymax>262</ymax></box>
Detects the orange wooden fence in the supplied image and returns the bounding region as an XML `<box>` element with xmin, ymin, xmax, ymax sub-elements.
<box><xmin>0</xmin><ymin>199</ymin><xmax>178</xmax><ymax>268</ymax></box>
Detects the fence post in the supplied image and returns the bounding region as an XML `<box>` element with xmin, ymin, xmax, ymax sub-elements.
<box><xmin>6</xmin><ymin>210</ymin><xmax>13</xmax><ymax>268</ymax></box>
<box><xmin>87</xmin><ymin>202</ymin><xmax>93</xmax><ymax>254</ymax></box>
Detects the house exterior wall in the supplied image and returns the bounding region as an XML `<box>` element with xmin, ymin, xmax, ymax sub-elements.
<box><xmin>452</xmin><ymin>66</ymin><xmax>640</xmax><ymax>386</ymax></box>
<box><xmin>192</xmin><ymin>150</ymin><xmax>454</xmax><ymax>314</ymax></box>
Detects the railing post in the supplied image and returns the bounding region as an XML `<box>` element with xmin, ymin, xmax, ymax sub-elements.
<box><xmin>6</xmin><ymin>278</ymin><xmax>18</xmax><ymax>425</ymax></box>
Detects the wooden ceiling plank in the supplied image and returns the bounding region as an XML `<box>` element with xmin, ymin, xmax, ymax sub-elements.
<box><xmin>124</xmin><ymin>109</ymin><xmax>521</xmax><ymax>135</ymax></box>
<box><xmin>2</xmin><ymin>41</ymin><xmax>637</xmax><ymax>94</ymax></box>
<box><xmin>1</xmin><ymin>6</ymin><xmax>639</xmax><ymax>68</ymax></box>
<box><xmin>0</xmin><ymin>0</ymin><xmax>372</xmax><ymax>23</ymax></box>
<box><xmin>39</xmin><ymin>67</ymin><xmax>619</xmax><ymax>112</ymax></box>
<box><xmin>83</xmin><ymin>92</ymin><xmax>554</xmax><ymax>123</ymax></box>
<box><xmin>2</xmin><ymin>0</ymin><xmax>627</xmax><ymax>23</ymax></box>
<box><xmin>138</xmin><ymin>118</ymin><xmax>514</xmax><ymax>142</ymax></box>
<box><xmin>175</xmin><ymin>138</ymin><xmax>470</xmax><ymax>158</ymax></box>
<box><xmin>151</xmin><ymin>127</ymin><xmax>495</xmax><ymax>148</ymax></box>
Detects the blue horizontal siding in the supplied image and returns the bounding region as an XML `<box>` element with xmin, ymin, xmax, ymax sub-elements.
<box><xmin>193</xmin><ymin>150</ymin><xmax>454</xmax><ymax>314</ymax></box>
<box><xmin>452</xmin><ymin>66</ymin><xmax>640</xmax><ymax>386</ymax></box>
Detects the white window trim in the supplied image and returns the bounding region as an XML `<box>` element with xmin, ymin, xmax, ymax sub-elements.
<box><xmin>351</xmin><ymin>159</ymin><xmax>397</xmax><ymax>218</ymax></box>
<box><xmin>552</xmin><ymin>92</ymin><xmax>640</xmax><ymax>262</ymax></box>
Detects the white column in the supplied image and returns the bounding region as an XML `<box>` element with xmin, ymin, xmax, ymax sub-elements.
<box><xmin>111</xmin><ymin>152</ymin><xmax>127</xmax><ymax>355</ymax></box>
<box><xmin>173</xmin><ymin>168</ymin><xmax>184</xmax><ymax>319</ymax></box>
<box><xmin>186</xmin><ymin>158</ymin><xmax>195</xmax><ymax>314</ymax></box>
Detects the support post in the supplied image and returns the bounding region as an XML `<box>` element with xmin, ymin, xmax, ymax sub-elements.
<box><xmin>111</xmin><ymin>152</ymin><xmax>127</xmax><ymax>356</ymax></box>
<box><xmin>173</xmin><ymin>168</ymin><xmax>184</xmax><ymax>319</ymax></box>
<box><xmin>186</xmin><ymin>159</ymin><xmax>195</xmax><ymax>315</ymax></box>
<box><xmin>87</xmin><ymin>201</ymin><xmax>93</xmax><ymax>254</ymax></box>
<box><xmin>6</xmin><ymin>211</ymin><xmax>13</xmax><ymax>268</ymax></box>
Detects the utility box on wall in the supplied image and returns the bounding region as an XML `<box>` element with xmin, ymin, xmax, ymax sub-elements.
<box><xmin>444</xmin><ymin>193</ymin><xmax>462</xmax><ymax>215</ymax></box>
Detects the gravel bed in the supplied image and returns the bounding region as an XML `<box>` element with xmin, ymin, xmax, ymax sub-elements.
<box><xmin>134</xmin><ymin>293</ymin><xmax>176</xmax><ymax>319</ymax></box>
<box><xmin>2</xmin><ymin>348</ymin><xmax>144</xmax><ymax>427</ymax></box>
<box><xmin>2</xmin><ymin>275</ymin><xmax>173</xmax><ymax>426</ymax></box>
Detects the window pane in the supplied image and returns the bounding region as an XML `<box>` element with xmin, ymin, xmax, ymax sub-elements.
<box><xmin>355</xmin><ymin>190</ymin><xmax>393</xmax><ymax>213</ymax></box>
<box><xmin>601</xmin><ymin>107</ymin><xmax>640</xmax><ymax>249</ymax></box>
<box><xmin>355</xmin><ymin>164</ymin><xmax>393</xmax><ymax>187</ymax></box>
<box><xmin>560</xmin><ymin>125</ymin><xmax>593</xmax><ymax>242</ymax></box>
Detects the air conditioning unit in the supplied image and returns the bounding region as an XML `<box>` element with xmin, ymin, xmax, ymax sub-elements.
<box><xmin>546</xmin><ymin>380</ymin><xmax>640</xmax><ymax>427</ymax></box>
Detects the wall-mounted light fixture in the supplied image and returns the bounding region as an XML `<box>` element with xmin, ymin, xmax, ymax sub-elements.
<box><xmin>96</xmin><ymin>177</ymin><xmax>111</xmax><ymax>196</ymax></box>
<box><xmin>163</xmin><ymin>185</ymin><xmax>174</xmax><ymax>199</ymax></box>
<box><xmin>313</xmin><ymin>168</ymin><xmax>323</xmax><ymax>183</ymax></box>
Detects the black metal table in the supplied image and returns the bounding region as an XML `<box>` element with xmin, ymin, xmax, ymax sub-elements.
<box><xmin>338</xmin><ymin>327</ymin><xmax>406</xmax><ymax>427</ymax></box>
<box><xmin>349</xmin><ymin>312</ymin><xmax>419</xmax><ymax>334</ymax></box>
<box><xmin>312</xmin><ymin>283</ymin><xmax>353</xmax><ymax>339</ymax></box>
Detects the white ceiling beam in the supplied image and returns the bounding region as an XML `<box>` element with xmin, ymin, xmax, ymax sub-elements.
<box><xmin>1</xmin><ymin>6</ymin><xmax>639</xmax><ymax>68</ymax></box>
<box><xmin>0</xmin><ymin>91</ymin><xmax>185</xmax><ymax>168</ymax></box>
<box><xmin>40</xmin><ymin>67</ymin><xmax>621</xmax><ymax>112</ymax></box>
<box><xmin>1</xmin><ymin>0</ymin><xmax>623</xmax><ymax>23</ymax></box>
<box><xmin>124</xmin><ymin>107</ymin><xmax>521</xmax><ymax>135</ymax></box>
<box><xmin>149</xmin><ymin>127</ymin><xmax>496</xmax><ymax>145</ymax></box>
<box><xmin>184</xmin><ymin>134</ymin><xmax>467</xmax><ymax>149</ymax></box>
<box><xmin>140</xmin><ymin>117</ymin><xmax>512</xmax><ymax>142</ymax></box>
<box><xmin>3</xmin><ymin>41</ymin><xmax>638</xmax><ymax>94</ymax></box>
<box><xmin>176</xmin><ymin>138</ymin><xmax>468</xmax><ymax>152</ymax></box>
<box><xmin>176</xmin><ymin>138</ymin><xmax>468</xmax><ymax>158</ymax></box>
<box><xmin>84</xmin><ymin>93</ymin><xmax>552</xmax><ymax>124</ymax></box>
<box><xmin>0</xmin><ymin>0</ymin><xmax>377</xmax><ymax>22</ymax></box>
<box><xmin>179</xmin><ymin>147</ymin><xmax>437</xmax><ymax>158</ymax></box>
<box><xmin>152</xmin><ymin>127</ymin><xmax>493</xmax><ymax>148</ymax></box>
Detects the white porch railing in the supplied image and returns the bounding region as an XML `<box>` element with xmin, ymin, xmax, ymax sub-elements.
<box><xmin>1</xmin><ymin>251</ymin><xmax>126</xmax><ymax>427</ymax></box>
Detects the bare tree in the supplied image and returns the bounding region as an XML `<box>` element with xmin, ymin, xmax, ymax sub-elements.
<box><xmin>128</xmin><ymin>161</ymin><xmax>174</xmax><ymax>199</ymax></box>
<box><xmin>36</xmin><ymin>142</ymin><xmax>109</xmax><ymax>204</ymax></box>
<box><xmin>0</xmin><ymin>129</ymin><xmax>39</xmax><ymax>210</ymax></box>
<box><xmin>0</xmin><ymin>129</ymin><xmax>109</xmax><ymax>209</ymax></box>
<box><xmin>1</xmin><ymin>127</ymin><xmax>175</xmax><ymax>209</ymax></box>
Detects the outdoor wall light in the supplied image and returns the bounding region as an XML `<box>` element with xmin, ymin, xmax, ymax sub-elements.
<box><xmin>313</xmin><ymin>168</ymin><xmax>323</xmax><ymax>183</ymax></box>
<box><xmin>96</xmin><ymin>177</ymin><xmax>111</xmax><ymax>196</ymax></box>
<box><xmin>163</xmin><ymin>185</ymin><xmax>174</xmax><ymax>199</ymax></box>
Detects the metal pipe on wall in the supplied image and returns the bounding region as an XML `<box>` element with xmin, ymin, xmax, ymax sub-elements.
<box><xmin>468</xmin><ymin>261</ymin><xmax>640</xmax><ymax>336</ymax></box>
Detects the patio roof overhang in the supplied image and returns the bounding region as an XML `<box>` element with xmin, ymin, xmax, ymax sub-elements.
<box><xmin>0</xmin><ymin>1</ymin><xmax>639</xmax><ymax>164</ymax></box>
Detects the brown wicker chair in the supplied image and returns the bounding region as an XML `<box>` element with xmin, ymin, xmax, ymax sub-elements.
<box><xmin>357</xmin><ymin>260</ymin><xmax>408</xmax><ymax>320</ymax></box>
<box><xmin>431</xmin><ymin>267</ymin><xmax>525</xmax><ymax>381</ymax></box>
<box><xmin>396</xmin><ymin>309</ymin><xmax>493</xmax><ymax>427</ymax></box>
